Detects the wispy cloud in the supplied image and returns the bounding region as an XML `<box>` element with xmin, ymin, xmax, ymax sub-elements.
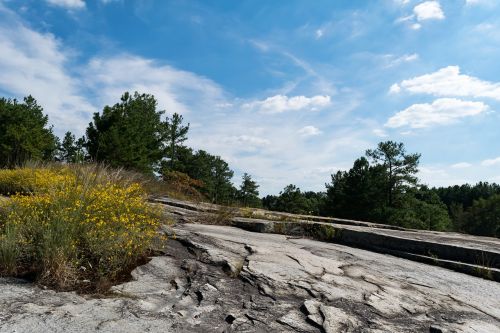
<box><xmin>242</xmin><ymin>95</ymin><xmax>331</xmax><ymax>114</ymax></box>
<box><xmin>383</xmin><ymin>53</ymin><xmax>419</xmax><ymax>68</ymax></box>
<box><xmin>481</xmin><ymin>156</ymin><xmax>500</xmax><ymax>166</ymax></box>
<box><xmin>0</xmin><ymin>5</ymin><xmax>95</xmax><ymax>134</ymax></box>
<box><xmin>451</xmin><ymin>162</ymin><xmax>472</xmax><ymax>169</ymax></box>
<box><xmin>298</xmin><ymin>125</ymin><xmax>322</xmax><ymax>137</ymax></box>
<box><xmin>45</xmin><ymin>0</ymin><xmax>85</xmax><ymax>10</ymax></box>
<box><xmin>373</xmin><ymin>129</ymin><xmax>389</xmax><ymax>137</ymax></box>
<box><xmin>85</xmin><ymin>55</ymin><xmax>226</xmax><ymax>117</ymax></box>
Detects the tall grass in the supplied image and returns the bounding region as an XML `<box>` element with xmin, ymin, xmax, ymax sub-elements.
<box><xmin>0</xmin><ymin>163</ymin><xmax>166</xmax><ymax>292</ymax></box>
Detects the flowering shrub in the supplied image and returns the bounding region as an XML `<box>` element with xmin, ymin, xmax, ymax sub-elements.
<box><xmin>0</xmin><ymin>167</ymin><xmax>74</xmax><ymax>195</ymax></box>
<box><xmin>0</xmin><ymin>165</ymin><xmax>163</xmax><ymax>291</ymax></box>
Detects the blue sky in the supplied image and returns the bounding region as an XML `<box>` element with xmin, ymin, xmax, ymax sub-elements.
<box><xmin>0</xmin><ymin>0</ymin><xmax>499</xmax><ymax>194</ymax></box>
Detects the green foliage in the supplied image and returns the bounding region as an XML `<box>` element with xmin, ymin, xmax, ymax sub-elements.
<box><xmin>164</xmin><ymin>113</ymin><xmax>189</xmax><ymax>169</ymax></box>
<box><xmin>366</xmin><ymin>141</ymin><xmax>420</xmax><ymax>207</ymax></box>
<box><xmin>323</xmin><ymin>157</ymin><xmax>385</xmax><ymax>221</ymax></box>
<box><xmin>58</xmin><ymin>131</ymin><xmax>86</xmax><ymax>163</ymax></box>
<box><xmin>237</xmin><ymin>173</ymin><xmax>261</xmax><ymax>207</ymax></box>
<box><xmin>434</xmin><ymin>182</ymin><xmax>500</xmax><ymax>234</ymax></box>
<box><xmin>386</xmin><ymin>187</ymin><xmax>451</xmax><ymax>231</ymax></box>
<box><xmin>323</xmin><ymin>142</ymin><xmax>450</xmax><ymax>231</ymax></box>
<box><xmin>263</xmin><ymin>184</ymin><xmax>321</xmax><ymax>215</ymax></box>
<box><xmin>434</xmin><ymin>182</ymin><xmax>500</xmax><ymax>209</ymax></box>
<box><xmin>0</xmin><ymin>165</ymin><xmax>164</xmax><ymax>292</ymax></box>
<box><xmin>0</xmin><ymin>96</ymin><xmax>57</xmax><ymax>168</ymax></box>
<box><xmin>86</xmin><ymin>92</ymin><xmax>166</xmax><ymax>174</ymax></box>
<box><xmin>462</xmin><ymin>195</ymin><xmax>500</xmax><ymax>237</ymax></box>
<box><xmin>160</xmin><ymin>149</ymin><xmax>236</xmax><ymax>204</ymax></box>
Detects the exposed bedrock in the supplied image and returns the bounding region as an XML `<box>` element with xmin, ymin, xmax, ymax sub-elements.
<box><xmin>1</xmin><ymin>223</ymin><xmax>499</xmax><ymax>332</ymax></box>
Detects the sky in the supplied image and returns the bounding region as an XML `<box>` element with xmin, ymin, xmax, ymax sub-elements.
<box><xmin>0</xmin><ymin>0</ymin><xmax>499</xmax><ymax>195</ymax></box>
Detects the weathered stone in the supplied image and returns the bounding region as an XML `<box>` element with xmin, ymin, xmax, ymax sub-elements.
<box><xmin>307</xmin><ymin>313</ymin><xmax>324</xmax><ymax>327</ymax></box>
<box><xmin>320</xmin><ymin>304</ymin><xmax>358</xmax><ymax>333</ymax></box>
<box><xmin>0</xmin><ymin>223</ymin><xmax>499</xmax><ymax>332</ymax></box>
<box><xmin>276</xmin><ymin>310</ymin><xmax>312</xmax><ymax>332</ymax></box>
<box><xmin>302</xmin><ymin>299</ymin><xmax>321</xmax><ymax>315</ymax></box>
<box><xmin>429</xmin><ymin>324</ymin><xmax>444</xmax><ymax>333</ymax></box>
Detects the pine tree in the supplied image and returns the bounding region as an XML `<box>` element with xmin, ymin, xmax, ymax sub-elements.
<box><xmin>86</xmin><ymin>92</ymin><xmax>166</xmax><ymax>173</ymax></box>
<box><xmin>238</xmin><ymin>173</ymin><xmax>260</xmax><ymax>207</ymax></box>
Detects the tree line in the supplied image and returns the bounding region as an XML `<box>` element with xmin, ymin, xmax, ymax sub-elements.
<box><xmin>0</xmin><ymin>93</ymin><xmax>498</xmax><ymax>237</ymax></box>
<box><xmin>0</xmin><ymin>93</ymin><xmax>260</xmax><ymax>207</ymax></box>
<box><xmin>262</xmin><ymin>144</ymin><xmax>499</xmax><ymax>237</ymax></box>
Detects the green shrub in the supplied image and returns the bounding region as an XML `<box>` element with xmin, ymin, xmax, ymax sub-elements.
<box><xmin>0</xmin><ymin>165</ymin><xmax>165</xmax><ymax>292</ymax></box>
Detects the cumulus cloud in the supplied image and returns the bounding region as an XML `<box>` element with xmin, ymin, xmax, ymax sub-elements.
<box><xmin>243</xmin><ymin>95</ymin><xmax>331</xmax><ymax>114</ymax></box>
<box><xmin>298</xmin><ymin>125</ymin><xmax>322</xmax><ymax>137</ymax></box>
<box><xmin>46</xmin><ymin>0</ymin><xmax>85</xmax><ymax>9</ymax></box>
<box><xmin>390</xmin><ymin>66</ymin><xmax>500</xmax><ymax>100</ymax></box>
<box><xmin>481</xmin><ymin>157</ymin><xmax>500</xmax><ymax>166</ymax></box>
<box><xmin>385</xmin><ymin>98</ymin><xmax>488</xmax><ymax>128</ymax></box>
<box><xmin>396</xmin><ymin>1</ymin><xmax>444</xmax><ymax>29</ymax></box>
<box><xmin>413</xmin><ymin>1</ymin><xmax>445</xmax><ymax>21</ymax></box>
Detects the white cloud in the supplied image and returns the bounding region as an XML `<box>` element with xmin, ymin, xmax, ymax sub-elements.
<box><xmin>85</xmin><ymin>55</ymin><xmax>225</xmax><ymax>117</ymax></box>
<box><xmin>391</xmin><ymin>66</ymin><xmax>500</xmax><ymax>100</ymax></box>
<box><xmin>395</xmin><ymin>15</ymin><xmax>415</xmax><ymax>23</ymax></box>
<box><xmin>481</xmin><ymin>157</ymin><xmax>500</xmax><ymax>166</ymax></box>
<box><xmin>465</xmin><ymin>0</ymin><xmax>495</xmax><ymax>6</ymax></box>
<box><xmin>411</xmin><ymin>23</ymin><xmax>422</xmax><ymax>30</ymax></box>
<box><xmin>0</xmin><ymin>6</ymin><xmax>95</xmax><ymax>135</ymax></box>
<box><xmin>396</xmin><ymin>1</ymin><xmax>443</xmax><ymax>30</ymax></box>
<box><xmin>0</xmin><ymin>2</ymin><xmax>386</xmax><ymax>196</ymax></box>
<box><xmin>451</xmin><ymin>162</ymin><xmax>472</xmax><ymax>169</ymax></box>
<box><xmin>46</xmin><ymin>0</ymin><xmax>85</xmax><ymax>9</ymax></box>
<box><xmin>373</xmin><ymin>129</ymin><xmax>389</xmax><ymax>137</ymax></box>
<box><xmin>298</xmin><ymin>125</ymin><xmax>322</xmax><ymax>137</ymax></box>
<box><xmin>223</xmin><ymin>135</ymin><xmax>270</xmax><ymax>148</ymax></box>
<box><xmin>315</xmin><ymin>29</ymin><xmax>324</xmax><ymax>39</ymax></box>
<box><xmin>413</xmin><ymin>1</ymin><xmax>445</xmax><ymax>21</ymax></box>
<box><xmin>419</xmin><ymin>163</ymin><xmax>500</xmax><ymax>187</ymax></box>
<box><xmin>385</xmin><ymin>98</ymin><xmax>488</xmax><ymax>128</ymax></box>
<box><xmin>243</xmin><ymin>94</ymin><xmax>331</xmax><ymax>114</ymax></box>
<box><xmin>384</xmin><ymin>53</ymin><xmax>419</xmax><ymax>68</ymax></box>
<box><xmin>389</xmin><ymin>83</ymin><xmax>402</xmax><ymax>94</ymax></box>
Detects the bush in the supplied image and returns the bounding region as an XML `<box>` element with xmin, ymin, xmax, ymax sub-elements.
<box><xmin>0</xmin><ymin>165</ymin><xmax>163</xmax><ymax>292</ymax></box>
<box><xmin>0</xmin><ymin>167</ymin><xmax>73</xmax><ymax>195</ymax></box>
<box><xmin>161</xmin><ymin>170</ymin><xmax>205</xmax><ymax>201</ymax></box>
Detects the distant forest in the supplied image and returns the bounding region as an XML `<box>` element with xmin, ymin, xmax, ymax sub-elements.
<box><xmin>1</xmin><ymin>92</ymin><xmax>498</xmax><ymax>238</ymax></box>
